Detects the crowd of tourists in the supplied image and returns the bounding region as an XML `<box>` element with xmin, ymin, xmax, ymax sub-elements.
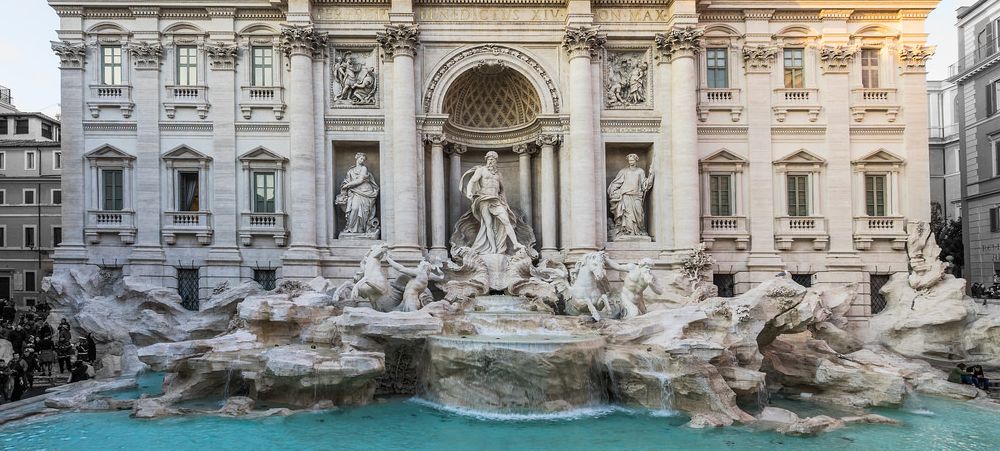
<box><xmin>949</xmin><ymin>363</ymin><xmax>992</xmax><ymax>392</ymax></box>
<box><xmin>0</xmin><ymin>298</ymin><xmax>97</xmax><ymax>404</ymax></box>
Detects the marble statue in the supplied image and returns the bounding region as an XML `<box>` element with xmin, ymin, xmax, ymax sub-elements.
<box><xmin>905</xmin><ymin>221</ymin><xmax>947</xmax><ymax>291</ymax></box>
<box><xmin>440</xmin><ymin>246</ymin><xmax>489</xmax><ymax>302</ymax></box>
<box><xmin>606</xmin><ymin>258</ymin><xmax>663</xmax><ymax>319</ymax></box>
<box><xmin>608</xmin><ymin>153</ymin><xmax>654</xmax><ymax>240</ymax></box>
<box><xmin>565</xmin><ymin>251</ymin><xmax>614</xmax><ymax>321</ymax></box>
<box><xmin>451</xmin><ymin>151</ymin><xmax>536</xmax><ymax>256</ymax></box>
<box><xmin>605</xmin><ymin>53</ymin><xmax>648</xmax><ymax>107</ymax></box>
<box><xmin>337</xmin><ymin>152</ymin><xmax>380</xmax><ymax>238</ymax></box>
<box><xmin>349</xmin><ymin>244</ymin><xmax>394</xmax><ymax>312</ymax></box>
<box><xmin>505</xmin><ymin>248</ymin><xmax>560</xmax><ymax>313</ymax></box>
<box><xmin>386</xmin><ymin>255</ymin><xmax>445</xmax><ymax>312</ymax></box>
<box><xmin>332</xmin><ymin>50</ymin><xmax>378</xmax><ymax>106</ymax></box>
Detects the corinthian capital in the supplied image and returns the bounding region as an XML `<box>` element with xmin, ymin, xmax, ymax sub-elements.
<box><xmin>742</xmin><ymin>45</ymin><xmax>778</xmax><ymax>72</ymax></box>
<box><xmin>654</xmin><ymin>26</ymin><xmax>704</xmax><ymax>59</ymax></box>
<box><xmin>898</xmin><ymin>45</ymin><xmax>935</xmax><ymax>71</ymax></box>
<box><xmin>205</xmin><ymin>42</ymin><xmax>238</xmax><ymax>70</ymax></box>
<box><xmin>424</xmin><ymin>133</ymin><xmax>447</xmax><ymax>146</ymax></box>
<box><xmin>51</xmin><ymin>41</ymin><xmax>87</xmax><ymax>69</ymax></box>
<box><xmin>819</xmin><ymin>45</ymin><xmax>857</xmax><ymax>73</ymax></box>
<box><xmin>376</xmin><ymin>24</ymin><xmax>419</xmax><ymax>58</ymax></box>
<box><xmin>280</xmin><ymin>24</ymin><xmax>327</xmax><ymax>58</ymax></box>
<box><xmin>562</xmin><ymin>25</ymin><xmax>606</xmax><ymax>59</ymax></box>
<box><xmin>128</xmin><ymin>41</ymin><xmax>163</xmax><ymax>70</ymax></box>
<box><xmin>535</xmin><ymin>134</ymin><xmax>561</xmax><ymax>147</ymax></box>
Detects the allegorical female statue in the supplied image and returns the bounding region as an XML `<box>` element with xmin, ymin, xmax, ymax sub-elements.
<box><xmin>451</xmin><ymin>151</ymin><xmax>536</xmax><ymax>256</ymax></box>
<box><xmin>337</xmin><ymin>152</ymin><xmax>379</xmax><ymax>238</ymax></box>
<box><xmin>607</xmin><ymin>153</ymin><xmax>654</xmax><ymax>240</ymax></box>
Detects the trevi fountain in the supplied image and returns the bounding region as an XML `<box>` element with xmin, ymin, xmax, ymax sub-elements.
<box><xmin>2</xmin><ymin>149</ymin><xmax>999</xmax><ymax>449</ymax></box>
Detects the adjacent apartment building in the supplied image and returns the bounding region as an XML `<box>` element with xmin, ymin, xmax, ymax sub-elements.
<box><xmin>0</xmin><ymin>85</ymin><xmax>63</xmax><ymax>307</ymax></box>
<box><xmin>929</xmin><ymin>79</ymin><xmax>961</xmax><ymax>222</ymax></box>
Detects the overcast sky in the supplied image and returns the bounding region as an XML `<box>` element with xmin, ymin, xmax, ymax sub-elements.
<box><xmin>0</xmin><ymin>0</ymin><xmax>977</xmax><ymax>116</ymax></box>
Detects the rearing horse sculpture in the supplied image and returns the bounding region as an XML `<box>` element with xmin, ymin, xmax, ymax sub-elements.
<box><xmin>565</xmin><ymin>251</ymin><xmax>613</xmax><ymax>321</ymax></box>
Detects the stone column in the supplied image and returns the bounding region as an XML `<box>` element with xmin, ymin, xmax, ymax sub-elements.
<box><xmin>656</xmin><ymin>26</ymin><xmax>702</xmax><ymax>250</ymax></box>
<box><xmin>899</xmin><ymin>45</ymin><xmax>935</xmax><ymax>222</ymax></box>
<box><xmin>280</xmin><ymin>25</ymin><xmax>324</xmax><ymax>274</ymax></box>
<box><xmin>536</xmin><ymin>134</ymin><xmax>560</xmax><ymax>254</ymax></box>
<box><xmin>653</xmin><ymin>43</ymin><xmax>674</xmax><ymax>249</ymax></box>
<box><xmin>820</xmin><ymin>44</ymin><xmax>859</xmax><ymax>257</ymax></box>
<box><xmin>562</xmin><ymin>25</ymin><xmax>605</xmax><ymax>255</ymax></box>
<box><xmin>50</xmin><ymin>41</ymin><xmax>89</xmax><ymax>267</ymax></box>
<box><xmin>205</xmin><ymin>41</ymin><xmax>241</xmax><ymax>278</ymax></box>
<box><xmin>426</xmin><ymin>134</ymin><xmax>448</xmax><ymax>257</ymax></box>
<box><xmin>377</xmin><ymin>24</ymin><xmax>422</xmax><ymax>256</ymax></box>
<box><xmin>448</xmin><ymin>144</ymin><xmax>467</xmax><ymax>232</ymax></box>
<box><xmin>127</xmin><ymin>40</ymin><xmax>167</xmax><ymax>275</ymax></box>
<box><xmin>512</xmin><ymin>143</ymin><xmax>534</xmax><ymax>225</ymax></box>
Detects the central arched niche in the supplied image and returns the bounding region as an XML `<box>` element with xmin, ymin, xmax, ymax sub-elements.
<box><xmin>442</xmin><ymin>64</ymin><xmax>542</xmax><ymax>131</ymax></box>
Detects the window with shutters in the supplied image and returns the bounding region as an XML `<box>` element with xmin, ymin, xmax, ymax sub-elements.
<box><xmin>787</xmin><ymin>174</ymin><xmax>810</xmax><ymax>216</ymax></box>
<box><xmin>865</xmin><ymin>174</ymin><xmax>887</xmax><ymax>216</ymax></box>
<box><xmin>254</xmin><ymin>172</ymin><xmax>276</xmax><ymax>213</ymax></box>
<box><xmin>102</xmin><ymin>169</ymin><xmax>124</xmax><ymax>210</ymax></box>
<box><xmin>783</xmin><ymin>48</ymin><xmax>805</xmax><ymax>89</ymax></box>
<box><xmin>251</xmin><ymin>47</ymin><xmax>274</xmax><ymax>87</ymax></box>
<box><xmin>15</xmin><ymin>119</ymin><xmax>28</xmax><ymax>135</ymax></box>
<box><xmin>709</xmin><ymin>174</ymin><xmax>732</xmax><ymax>216</ymax></box>
<box><xmin>176</xmin><ymin>46</ymin><xmax>198</xmax><ymax>86</ymax></box>
<box><xmin>24</xmin><ymin>226</ymin><xmax>36</xmax><ymax>248</ymax></box>
<box><xmin>706</xmin><ymin>48</ymin><xmax>729</xmax><ymax>89</ymax></box>
<box><xmin>987</xmin><ymin>80</ymin><xmax>1000</xmax><ymax>117</ymax></box>
<box><xmin>861</xmin><ymin>49</ymin><xmax>879</xmax><ymax>89</ymax></box>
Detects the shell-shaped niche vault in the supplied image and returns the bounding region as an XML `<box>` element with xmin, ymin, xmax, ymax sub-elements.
<box><xmin>442</xmin><ymin>65</ymin><xmax>542</xmax><ymax>130</ymax></box>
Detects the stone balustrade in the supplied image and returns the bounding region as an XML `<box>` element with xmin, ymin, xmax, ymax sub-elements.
<box><xmin>852</xmin><ymin>216</ymin><xmax>907</xmax><ymax>250</ymax></box>
<box><xmin>774</xmin><ymin>216</ymin><xmax>829</xmax><ymax>250</ymax></box>
<box><xmin>162</xmin><ymin>211</ymin><xmax>213</xmax><ymax>245</ymax></box>
<box><xmin>163</xmin><ymin>85</ymin><xmax>210</xmax><ymax>119</ymax></box>
<box><xmin>87</xmin><ymin>84</ymin><xmax>134</xmax><ymax>118</ymax></box>
<box><xmin>238</xmin><ymin>212</ymin><xmax>288</xmax><ymax>247</ymax></box>
<box><xmin>701</xmin><ymin>215</ymin><xmax>749</xmax><ymax>250</ymax></box>
<box><xmin>239</xmin><ymin>86</ymin><xmax>286</xmax><ymax>120</ymax></box>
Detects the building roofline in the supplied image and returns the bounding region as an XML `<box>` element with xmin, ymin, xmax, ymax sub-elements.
<box><xmin>0</xmin><ymin>112</ymin><xmax>60</xmax><ymax>123</ymax></box>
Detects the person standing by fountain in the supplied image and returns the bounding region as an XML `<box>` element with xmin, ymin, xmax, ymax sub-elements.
<box><xmin>453</xmin><ymin>151</ymin><xmax>531</xmax><ymax>255</ymax></box>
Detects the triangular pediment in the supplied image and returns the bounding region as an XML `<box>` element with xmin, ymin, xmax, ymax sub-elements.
<box><xmin>701</xmin><ymin>149</ymin><xmax>747</xmax><ymax>164</ymax></box>
<box><xmin>853</xmin><ymin>149</ymin><xmax>905</xmax><ymax>165</ymax></box>
<box><xmin>238</xmin><ymin>146</ymin><xmax>287</xmax><ymax>162</ymax></box>
<box><xmin>162</xmin><ymin>145</ymin><xmax>211</xmax><ymax>161</ymax></box>
<box><xmin>85</xmin><ymin>144</ymin><xmax>135</xmax><ymax>160</ymax></box>
<box><xmin>775</xmin><ymin>149</ymin><xmax>825</xmax><ymax>165</ymax></box>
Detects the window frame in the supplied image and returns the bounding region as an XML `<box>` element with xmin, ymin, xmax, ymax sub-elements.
<box><xmin>23</xmin><ymin>270</ymin><xmax>37</xmax><ymax>292</ymax></box>
<box><xmin>51</xmin><ymin>188</ymin><xmax>62</xmax><ymax>205</ymax></box>
<box><xmin>14</xmin><ymin>118</ymin><xmax>29</xmax><ymax>135</ymax></box>
<box><xmin>177</xmin><ymin>170</ymin><xmax>201</xmax><ymax>212</ymax></box>
<box><xmin>24</xmin><ymin>150</ymin><xmax>36</xmax><ymax>170</ymax></box>
<box><xmin>53</xmin><ymin>151</ymin><xmax>62</xmax><ymax>170</ymax></box>
<box><xmin>253</xmin><ymin>171</ymin><xmax>277</xmax><ymax>213</ymax></box>
<box><xmin>860</xmin><ymin>48</ymin><xmax>880</xmax><ymax>89</ymax></box>
<box><xmin>101</xmin><ymin>168</ymin><xmax>125</xmax><ymax>211</ymax></box>
<box><xmin>783</xmin><ymin>48</ymin><xmax>805</xmax><ymax>89</ymax></box>
<box><xmin>0</xmin><ymin>118</ymin><xmax>7</xmax><ymax>135</ymax></box>
<box><xmin>0</xmin><ymin>189</ymin><xmax>5</xmax><ymax>204</ymax></box>
<box><xmin>0</xmin><ymin>225</ymin><xmax>6</xmax><ymax>248</ymax></box>
<box><xmin>709</xmin><ymin>173</ymin><xmax>734</xmax><ymax>216</ymax></box>
<box><xmin>100</xmin><ymin>45</ymin><xmax>124</xmax><ymax>85</ymax></box>
<box><xmin>52</xmin><ymin>225</ymin><xmax>62</xmax><ymax>247</ymax></box>
<box><xmin>22</xmin><ymin>188</ymin><xmax>36</xmax><ymax>205</ymax></box>
<box><xmin>176</xmin><ymin>45</ymin><xmax>199</xmax><ymax>86</ymax></box>
<box><xmin>0</xmin><ymin>151</ymin><xmax>5</xmax><ymax>170</ymax></box>
<box><xmin>251</xmin><ymin>46</ymin><xmax>275</xmax><ymax>87</ymax></box>
<box><xmin>41</xmin><ymin>122</ymin><xmax>53</xmax><ymax>139</ymax></box>
<box><xmin>705</xmin><ymin>47</ymin><xmax>729</xmax><ymax>89</ymax></box>
<box><xmin>864</xmin><ymin>173</ymin><xmax>889</xmax><ymax>216</ymax></box>
<box><xmin>991</xmin><ymin>206</ymin><xmax>1000</xmax><ymax>233</ymax></box>
<box><xmin>23</xmin><ymin>225</ymin><xmax>37</xmax><ymax>249</ymax></box>
<box><xmin>786</xmin><ymin>173</ymin><xmax>811</xmax><ymax>217</ymax></box>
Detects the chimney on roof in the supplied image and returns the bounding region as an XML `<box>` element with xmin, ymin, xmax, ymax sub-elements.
<box><xmin>0</xmin><ymin>85</ymin><xmax>16</xmax><ymax>113</ymax></box>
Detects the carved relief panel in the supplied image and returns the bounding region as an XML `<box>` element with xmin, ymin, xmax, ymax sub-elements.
<box><xmin>330</xmin><ymin>46</ymin><xmax>379</xmax><ymax>108</ymax></box>
<box><xmin>604</xmin><ymin>48</ymin><xmax>652</xmax><ymax>109</ymax></box>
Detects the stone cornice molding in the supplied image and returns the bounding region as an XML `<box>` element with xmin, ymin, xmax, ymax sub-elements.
<box><xmin>130</xmin><ymin>6</ymin><xmax>160</xmax><ymax>17</ymax></box>
<box><xmin>898</xmin><ymin>45</ymin><xmax>934</xmax><ymax>71</ymax></box>
<box><xmin>206</xmin><ymin>42</ymin><xmax>238</xmax><ymax>70</ymax></box>
<box><xmin>511</xmin><ymin>143</ymin><xmax>536</xmax><ymax>155</ymax></box>
<box><xmin>52</xmin><ymin>6</ymin><xmax>83</xmax><ymax>17</ymax></box>
<box><xmin>51</xmin><ymin>41</ymin><xmax>87</xmax><ymax>69</ymax></box>
<box><xmin>280</xmin><ymin>24</ymin><xmax>327</xmax><ymax>59</ymax></box>
<box><xmin>743</xmin><ymin>9</ymin><xmax>774</xmax><ymax>20</ymax></box>
<box><xmin>742</xmin><ymin>45</ymin><xmax>778</xmax><ymax>73</ymax></box>
<box><xmin>818</xmin><ymin>9</ymin><xmax>853</xmax><ymax>20</ymax></box>
<box><xmin>376</xmin><ymin>24</ymin><xmax>420</xmax><ymax>58</ymax></box>
<box><xmin>127</xmin><ymin>41</ymin><xmax>163</xmax><ymax>70</ymax></box>
<box><xmin>562</xmin><ymin>25</ymin><xmax>606</xmax><ymax>60</ymax></box>
<box><xmin>654</xmin><ymin>26</ymin><xmax>703</xmax><ymax>60</ymax></box>
<box><xmin>897</xmin><ymin>9</ymin><xmax>932</xmax><ymax>20</ymax></box>
<box><xmin>535</xmin><ymin>133</ymin><xmax>561</xmax><ymax>147</ymax></box>
<box><xmin>819</xmin><ymin>45</ymin><xmax>858</xmax><ymax>73</ymax></box>
<box><xmin>206</xmin><ymin>7</ymin><xmax>236</xmax><ymax>18</ymax></box>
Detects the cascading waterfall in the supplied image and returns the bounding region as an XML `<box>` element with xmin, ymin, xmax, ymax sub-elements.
<box><xmin>902</xmin><ymin>385</ymin><xmax>935</xmax><ymax>416</ymax></box>
<box><xmin>636</xmin><ymin>354</ymin><xmax>675</xmax><ymax>415</ymax></box>
<box><xmin>756</xmin><ymin>380</ymin><xmax>770</xmax><ymax>410</ymax></box>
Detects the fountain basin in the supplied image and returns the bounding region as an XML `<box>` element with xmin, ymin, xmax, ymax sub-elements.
<box><xmin>423</xmin><ymin>334</ymin><xmax>607</xmax><ymax>413</ymax></box>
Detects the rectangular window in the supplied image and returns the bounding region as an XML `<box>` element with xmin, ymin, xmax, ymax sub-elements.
<box><xmin>15</xmin><ymin>119</ymin><xmax>28</xmax><ymax>135</ymax></box>
<box><xmin>53</xmin><ymin>226</ymin><xmax>62</xmax><ymax>247</ymax></box>
<box><xmin>0</xmin><ymin>226</ymin><xmax>5</xmax><ymax>247</ymax></box>
<box><xmin>41</xmin><ymin>122</ymin><xmax>53</xmax><ymax>139</ymax></box>
<box><xmin>251</xmin><ymin>47</ymin><xmax>274</xmax><ymax>87</ymax></box>
<box><xmin>52</xmin><ymin>189</ymin><xmax>62</xmax><ymax>205</ymax></box>
<box><xmin>253</xmin><ymin>171</ymin><xmax>276</xmax><ymax>213</ymax></box>
<box><xmin>53</xmin><ymin>151</ymin><xmax>62</xmax><ymax>169</ymax></box>
<box><xmin>792</xmin><ymin>273</ymin><xmax>813</xmax><ymax>288</ymax></box>
<box><xmin>102</xmin><ymin>169</ymin><xmax>124</xmax><ymax>211</ymax></box>
<box><xmin>101</xmin><ymin>46</ymin><xmax>123</xmax><ymax>85</ymax></box>
<box><xmin>0</xmin><ymin>190</ymin><xmax>4</xmax><ymax>204</ymax></box>
<box><xmin>24</xmin><ymin>271</ymin><xmax>36</xmax><ymax>292</ymax></box>
<box><xmin>25</xmin><ymin>150</ymin><xmax>36</xmax><ymax>170</ymax></box>
<box><xmin>988</xmin><ymin>80</ymin><xmax>1000</xmax><ymax>117</ymax></box>
<box><xmin>0</xmin><ymin>151</ymin><xmax>5</xmax><ymax>169</ymax></box>
<box><xmin>176</xmin><ymin>46</ymin><xmax>198</xmax><ymax>86</ymax></box>
<box><xmin>865</xmin><ymin>174</ymin><xmax>888</xmax><ymax>216</ymax></box>
<box><xmin>713</xmin><ymin>273</ymin><xmax>735</xmax><ymax>298</ymax></box>
<box><xmin>783</xmin><ymin>48</ymin><xmax>805</xmax><ymax>89</ymax></box>
<box><xmin>24</xmin><ymin>226</ymin><xmax>36</xmax><ymax>248</ymax></box>
<box><xmin>786</xmin><ymin>174</ymin><xmax>810</xmax><ymax>216</ymax></box>
<box><xmin>178</xmin><ymin>171</ymin><xmax>200</xmax><ymax>211</ymax></box>
<box><xmin>861</xmin><ymin>49</ymin><xmax>879</xmax><ymax>89</ymax></box>
<box><xmin>980</xmin><ymin>26</ymin><xmax>997</xmax><ymax>60</ymax></box>
<box><xmin>253</xmin><ymin>269</ymin><xmax>277</xmax><ymax>291</ymax></box>
<box><xmin>0</xmin><ymin>118</ymin><xmax>8</xmax><ymax>134</ymax></box>
<box><xmin>991</xmin><ymin>207</ymin><xmax>1000</xmax><ymax>233</ymax></box>
<box><xmin>706</xmin><ymin>48</ymin><xmax>729</xmax><ymax>89</ymax></box>
<box><xmin>709</xmin><ymin>174</ymin><xmax>732</xmax><ymax>216</ymax></box>
<box><xmin>23</xmin><ymin>189</ymin><xmax>35</xmax><ymax>205</ymax></box>
<box><xmin>177</xmin><ymin>268</ymin><xmax>200</xmax><ymax>311</ymax></box>
<box><xmin>24</xmin><ymin>298</ymin><xmax>36</xmax><ymax>307</ymax></box>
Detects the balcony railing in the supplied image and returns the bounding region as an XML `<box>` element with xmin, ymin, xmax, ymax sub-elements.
<box><xmin>84</xmin><ymin>210</ymin><xmax>136</xmax><ymax>244</ymax></box>
<box><xmin>849</xmin><ymin>88</ymin><xmax>900</xmax><ymax>122</ymax></box>
<box><xmin>87</xmin><ymin>85</ymin><xmax>134</xmax><ymax>118</ymax></box>
<box><xmin>162</xmin><ymin>211</ymin><xmax>213</xmax><ymax>245</ymax></box>
<box><xmin>853</xmin><ymin>216</ymin><xmax>907</xmax><ymax>250</ymax></box>
<box><xmin>701</xmin><ymin>215</ymin><xmax>749</xmax><ymax>250</ymax></box>
<box><xmin>239</xmin><ymin>212</ymin><xmax>288</xmax><ymax>246</ymax></box>
<box><xmin>164</xmin><ymin>85</ymin><xmax>210</xmax><ymax>119</ymax></box>
<box><xmin>239</xmin><ymin>86</ymin><xmax>285</xmax><ymax>120</ymax></box>
<box><xmin>697</xmin><ymin>88</ymin><xmax>743</xmax><ymax>122</ymax></box>
<box><xmin>774</xmin><ymin>216</ymin><xmax>829</xmax><ymax>250</ymax></box>
<box><xmin>771</xmin><ymin>88</ymin><xmax>820</xmax><ymax>122</ymax></box>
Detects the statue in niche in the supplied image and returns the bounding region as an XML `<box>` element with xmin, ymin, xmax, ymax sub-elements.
<box><xmin>332</xmin><ymin>50</ymin><xmax>377</xmax><ymax>106</ymax></box>
<box><xmin>605</xmin><ymin>53</ymin><xmax>648</xmax><ymax>108</ymax></box>
<box><xmin>337</xmin><ymin>152</ymin><xmax>380</xmax><ymax>239</ymax></box>
<box><xmin>608</xmin><ymin>153</ymin><xmax>654</xmax><ymax>240</ymax></box>
<box><xmin>451</xmin><ymin>151</ymin><xmax>536</xmax><ymax>257</ymax></box>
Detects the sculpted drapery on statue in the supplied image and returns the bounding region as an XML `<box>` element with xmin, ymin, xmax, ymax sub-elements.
<box><xmin>337</xmin><ymin>152</ymin><xmax>380</xmax><ymax>238</ymax></box>
<box><xmin>451</xmin><ymin>151</ymin><xmax>536</xmax><ymax>257</ymax></box>
<box><xmin>608</xmin><ymin>153</ymin><xmax>654</xmax><ymax>240</ymax></box>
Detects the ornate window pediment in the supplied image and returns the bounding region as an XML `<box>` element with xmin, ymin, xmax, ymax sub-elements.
<box><xmin>239</xmin><ymin>146</ymin><xmax>287</xmax><ymax>170</ymax></box>
<box><xmin>163</xmin><ymin>144</ymin><xmax>211</xmax><ymax>162</ymax></box>
<box><xmin>86</xmin><ymin>144</ymin><xmax>135</xmax><ymax>162</ymax></box>
<box><xmin>774</xmin><ymin>149</ymin><xmax>826</xmax><ymax>168</ymax></box>
<box><xmin>852</xmin><ymin>148</ymin><xmax>904</xmax><ymax>167</ymax></box>
<box><xmin>700</xmin><ymin>149</ymin><xmax>747</xmax><ymax>172</ymax></box>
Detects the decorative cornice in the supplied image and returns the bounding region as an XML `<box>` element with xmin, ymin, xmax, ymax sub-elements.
<box><xmin>376</xmin><ymin>24</ymin><xmax>419</xmax><ymax>58</ymax></box>
<box><xmin>601</xmin><ymin>119</ymin><xmax>660</xmax><ymax>134</ymax></box>
<box><xmin>324</xmin><ymin>117</ymin><xmax>384</xmax><ymax>132</ymax></box>
<box><xmin>742</xmin><ymin>45</ymin><xmax>778</xmax><ymax>73</ymax></box>
<box><xmin>236</xmin><ymin>123</ymin><xmax>290</xmax><ymax>133</ymax></box>
<box><xmin>562</xmin><ymin>25</ymin><xmax>606</xmax><ymax>59</ymax></box>
<box><xmin>206</xmin><ymin>42</ymin><xmax>238</xmax><ymax>70</ymax></box>
<box><xmin>161</xmin><ymin>8</ymin><xmax>210</xmax><ymax>19</ymax></box>
<box><xmin>82</xmin><ymin>122</ymin><xmax>137</xmax><ymax>133</ymax></box>
<box><xmin>820</xmin><ymin>45</ymin><xmax>857</xmax><ymax>73</ymax></box>
<box><xmin>52</xmin><ymin>6</ymin><xmax>83</xmax><ymax>17</ymax></box>
<box><xmin>898</xmin><ymin>45</ymin><xmax>934</xmax><ymax>71</ymax></box>
<box><xmin>205</xmin><ymin>7</ymin><xmax>236</xmax><ymax>18</ymax></box>
<box><xmin>128</xmin><ymin>41</ymin><xmax>163</xmax><ymax>70</ymax></box>
<box><xmin>129</xmin><ymin>6</ymin><xmax>160</xmax><ymax>17</ymax></box>
<box><xmin>654</xmin><ymin>26</ymin><xmax>703</xmax><ymax>59</ymax></box>
<box><xmin>280</xmin><ymin>25</ymin><xmax>328</xmax><ymax>59</ymax></box>
<box><xmin>850</xmin><ymin>126</ymin><xmax>905</xmax><ymax>136</ymax></box>
<box><xmin>159</xmin><ymin>122</ymin><xmax>213</xmax><ymax>133</ymax></box>
<box><xmin>771</xmin><ymin>126</ymin><xmax>826</xmax><ymax>136</ymax></box>
<box><xmin>51</xmin><ymin>41</ymin><xmax>87</xmax><ymax>69</ymax></box>
<box><xmin>535</xmin><ymin>134</ymin><xmax>561</xmax><ymax>147</ymax></box>
<box><xmin>743</xmin><ymin>9</ymin><xmax>774</xmax><ymax>20</ymax></box>
<box><xmin>698</xmin><ymin>126</ymin><xmax>748</xmax><ymax>136</ymax></box>
<box><xmin>234</xmin><ymin>9</ymin><xmax>285</xmax><ymax>20</ymax></box>
<box><xmin>819</xmin><ymin>9</ymin><xmax>853</xmax><ymax>20</ymax></box>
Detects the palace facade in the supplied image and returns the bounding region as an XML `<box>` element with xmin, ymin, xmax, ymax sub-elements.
<box><xmin>49</xmin><ymin>0</ymin><xmax>937</xmax><ymax>323</ymax></box>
